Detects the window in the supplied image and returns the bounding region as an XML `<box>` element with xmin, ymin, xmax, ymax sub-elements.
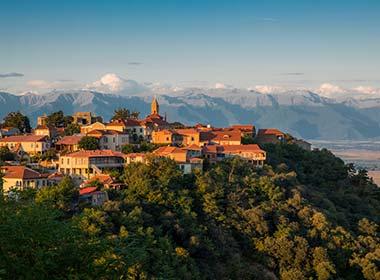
<box><xmin>113</xmin><ymin>138</ymin><xmax>115</xmax><ymax>143</ymax></box>
<box><xmin>140</xmin><ymin>128</ymin><xmax>143</xmax><ymax>133</ymax></box>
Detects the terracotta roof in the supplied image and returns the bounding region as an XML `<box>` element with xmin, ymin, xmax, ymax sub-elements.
<box><xmin>222</xmin><ymin>144</ymin><xmax>264</xmax><ymax>153</ymax></box>
<box><xmin>258</xmin><ymin>129</ymin><xmax>284</xmax><ymax>136</ymax></box>
<box><xmin>79</xmin><ymin>187</ymin><xmax>98</xmax><ymax>195</ymax></box>
<box><xmin>203</xmin><ymin>144</ymin><xmax>264</xmax><ymax>154</ymax></box>
<box><xmin>209</xmin><ymin>130</ymin><xmax>241</xmax><ymax>142</ymax></box>
<box><xmin>175</xmin><ymin>128</ymin><xmax>199</xmax><ymax>135</ymax></box>
<box><xmin>64</xmin><ymin>149</ymin><xmax>125</xmax><ymax>158</ymax></box>
<box><xmin>182</xmin><ymin>144</ymin><xmax>201</xmax><ymax>151</ymax></box>
<box><xmin>1</xmin><ymin>165</ymin><xmax>45</xmax><ymax>179</ymax></box>
<box><xmin>56</xmin><ymin>135</ymin><xmax>83</xmax><ymax>145</ymax></box>
<box><xmin>153</xmin><ymin>146</ymin><xmax>186</xmax><ymax>155</ymax></box>
<box><xmin>87</xmin><ymin>129</ymin><xmax>125</xmax><ymax>136</ymax></box>
<box><xmin>0</xmin><ymin>135</ymin><xmax>47</xmax><ymax>143</ymax></box>
<box><xmin>107</xmin><ymin>119</ymin><xmax>127</xmax><ymax>126</ymax></box>
<box><xmin>84</xmin><ymin>174</ymin><xmax>114</xmax><ymax>185</ymax></box>
<box><xmin>123</xmin><ymin>118</ymin><xmax>141</xmax><ymax>127</ymax></box>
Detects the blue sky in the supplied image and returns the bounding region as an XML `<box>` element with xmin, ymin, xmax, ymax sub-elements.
<box><xmin>1</xmin><ymin>0</ymin><xmax>380</xmax><ymax>93</ymax></box>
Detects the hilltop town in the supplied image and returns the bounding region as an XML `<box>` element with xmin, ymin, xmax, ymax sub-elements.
<box><xmin>0</xmin><ymin>97</ymin><xmax>311</xmax><ymax>203</ymax></box>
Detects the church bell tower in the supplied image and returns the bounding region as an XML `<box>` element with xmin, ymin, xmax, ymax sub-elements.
<box><xmin>151</xmin><ymin>96</ymin><xmax>159</xmax><ymax>115</ymax></box>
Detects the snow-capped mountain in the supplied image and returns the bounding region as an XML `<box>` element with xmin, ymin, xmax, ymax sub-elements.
<box><xmin>0</xmin><ymin>87</ymin><xmax>379</xmax><ymax>140</ymax></box>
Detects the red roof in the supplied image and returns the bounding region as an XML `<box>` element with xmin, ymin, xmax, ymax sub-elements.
<box><xmin>203</xmin><ymin>144</ymin><xmax>264</xmax><ymax>154</ymax></box>
<box><xmin>79</xmin><ymin>187</ymin><xmax>98</xmax><ymax>195</ymax></box>
<box><xmin>56</xmin><ymin>135</ymin><xmax>83</xmax><ymax>145</ymax></box>
<box><xmin>0</xmin><ymin>135</ymin><xmax>47</xmax><ymax>143</ymax></box>
<box><xmin>258</xmin><ymin>129</ymin><xmax>284</xmax><ymax>136</ymax></box>
<box><xmin>64</xmin><ymin>149</ymin><xmax>125</xmax><ymax>158</ymax></box>
<box><xmin>209</xmin><ymin>130</ymin><xmax>241</xmax><ymax>142</ymax></box>
<box><xmin>153</xmin><ymin>146</ymin><xmax>186</xmax><ymax>155</ymax></box>
<box><xmin>1</xmin><ymin>165</ymin><xmax>46</xmax><ymax>179</ymax></box>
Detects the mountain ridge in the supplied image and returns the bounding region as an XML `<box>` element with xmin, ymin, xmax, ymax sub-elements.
<box><xmin>0</xmin><ymin>89</ymin><xmax>379</xmax><ymax>140</ymax></box>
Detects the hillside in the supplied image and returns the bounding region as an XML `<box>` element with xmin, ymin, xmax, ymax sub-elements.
<box><xmin>1</xmin><ymin>144</ymin><xmax>379</xmax><ymax>279</ymax></box>
<box><xmin>0</xmin><ymin>89</ymin><xmax>380</xmax><ymax>140</ymax></box>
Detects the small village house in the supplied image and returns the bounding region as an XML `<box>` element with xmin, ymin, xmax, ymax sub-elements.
<box><xmin>1</xmin><ymin>165</ymin><xmax>48</xmax><ymax>192</ymax></box>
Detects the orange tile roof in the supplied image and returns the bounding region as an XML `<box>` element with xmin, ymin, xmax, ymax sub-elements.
<box><xmin>203</xmin><ymin>144</ymin><xmax>264</xmax><ymax>154</ymax></box>
<box><xmin>209</xmin><ymin>130</ymin><xmax>241</xmax><ymax>142</ymax></box>
<box><xmin>1</xmin><ymin>165</ymin><xmax>45</xmax><ymax>179</ymax></box>
<box><xmin>0</xmin><ymin>135</ymin><xmax>47</xmax><ymax>143</ymax></box>
<box><xmin>182</xmin><ymin>144</ymin><xmax>202</xmax><ymax>151</ymax></box>
<box><xmin>153</xmin><ymin>146</ymin><xmax>186</xmax><ymax>155</ymax></box>
<box><xmin>79</xmin><ymin>186</ymin><xmax>98</xmax><ymax>195</ymax></box>
<box><xmin>56</xmin><ymin>135</ymin><xmax>83</xmax><ymax>145</ymax></box>
<box><xmin>64</xmin><ymin>150</ymin><xmax>125</xmax><ymax>158</ymax></box>
<box><xmin>258</xmin><ymin>129</ymin><xmax>284</xmax><ymax>136</ymax></box>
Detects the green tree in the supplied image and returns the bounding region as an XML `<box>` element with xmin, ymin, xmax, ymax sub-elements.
<box><xmin>3</xmin><ymin>111</ymin><xmax>31</xmax><ymax>133</ymax></box>
<box><xmin>64</xmin><ymin>123</ymin><xmax>80</xmax><ymax>136</ymax></box>
<box><xmin>35</xmin><ymin>176</ymin><xmax>78</xmax><ymax>212</ymax></box>
<box><xmin>0</xmin><ymin>146</ymin><xmax>15</xmax><ymax>162</ymax></box>
<box><xmin>111</xmin><ymin>108</ymin><xmax>131</xmax><ymax>120</ymax></box>
<box><xmin>78</xmin><ymin>136</ymin><xmax>99</xmax><ymax>150</ymax></box>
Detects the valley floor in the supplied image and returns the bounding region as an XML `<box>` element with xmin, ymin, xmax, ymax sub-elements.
<box><xmin>310</xmin><ymin>140</ymin><xmax>380</xmax><ymax>186</ymax></box>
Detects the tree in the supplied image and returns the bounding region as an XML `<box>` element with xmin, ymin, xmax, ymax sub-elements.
<box><xmin>35</xmin><ymin>176</ymin><xmax>78</xmax><ymax>212</ymax></box>
<box><xmin>46</xmin><ymin>111</ymin><xmax>73</xmax><ymax>127</ymax></box>
<box><xmin>3</xmin><ymin>111</ymin><xmax>31</xmax><ymax>133</ymax></box>
<box><xmin>64</xmin><ymin>123</ymin><xmax>80</xmax><ymax>136</ymax></box>
<box><xmin>0</xmin><ymin>146</ymin><xmax>15</xmax><ymax>162</ymax></box>
<box><xmin>78</xmin><ymin>136</ymin><xmax>99</xmax><ymax>150</ymax></box>
<box><xmin>111</xmin><ymin>108</ymin><xmax>130</xmax><ymax>121</ymax></box>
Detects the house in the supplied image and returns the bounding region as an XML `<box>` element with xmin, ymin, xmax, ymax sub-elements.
<box><xmin>229</xmin><ymin>124</ymin><xmax>256</xmax><ymax>137</ymax></box>
<box><xmin>202</xmin><ymin>144</ymin><xmax>266</xmax><ymax>166</ymax></box>
<box><xmin>55</xmin><ymin>135</ymin><xmax>84</xmax><ymax>153</ymax></box>
<box><xmin>208</xmin><ymin>130</ymin><xmax>242</xmax><ymax>145</ymax></box>
<box><xmin>80</xmin><ymin>122</ymin><xmax>107</xmax><ymax>134</ymax></box>
<box><xmin>1</xmin><ymin>165</ymin><xmax>48</xmax><ymax>192</ymax></box>
<box><xmin>106</xmin><ymin>119</ymin><xmax>129</xmax><ymax>133</ymax></box>
<box><xmin>86</xmin><ymin>129</ymin><xmax>129</xmax><ymax>151</ymax></box>
<box><xmin>34</xmin><ymin>125</ymin><xmax>57</xmax><ymax>139</ymax></box>
<box><xmin>124</xmin><ymin>153</ymin><xmax>149</xmax><ymax>165</ymax></box>
<box><xmin>58</xmin><ymin>150</ymin><xmax>125</xmax><ymax>179</ymax></box>
<box><xmin>79</xmin><ymin>187</ymin><xmax>109</xmax><ymax>206</ymax></box>
<box><xmin>153</xmin><ymin>146</ymin><xmax>203</xmax><ymax>174</ymax></box>
<box><xmin>151</xmin><ymin>129</ymin><xmax>183</xmax><ymax>145</ymax></box>
<box><xmin>0</xmin><ymin>135</ymin><xmax>50</xmax><ymax>155</ymax></box>
<box><xmin>80</xmin><ymin>174</ymin><xmax>124</xmax><ymax>189</ymax></box>
<box><xmin>256</xmin><ymin>129</ymin><xmax>286</xmax><ymax>145</ymax></box>
<box><xmin>73</xmin><ymin>112</ymin><xmax>102</xmax><ymax>126</ymax></box>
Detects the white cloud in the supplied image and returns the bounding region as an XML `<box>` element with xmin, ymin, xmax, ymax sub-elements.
<box><xmin>316</xmin><ymin>83</ymin><xmax>346</xmax><ymax>97</ymax></box>
<box><xmin>353</xmin><ymin>86</ymin><xmax>380</xmax><ymax>95</ymax></box>
<box><xmin>87</xmin><ymin>73</ymin><xmax>146</xmax><ymax>94</ymax></box>
<box><xmin>214</xmin><ymin>82</ymin><xmax>233</xmax><ymax>89</ymax></box>
<box><xmin>251</xmin><ymin>85</ymin><xmax>285</xmax><ymax>94</ymax></box>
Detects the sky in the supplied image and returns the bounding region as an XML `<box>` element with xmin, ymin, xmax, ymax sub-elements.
<box><xmin>0</xmin><ymin>0</ymin><xmax>380</xmax><ymax>93</ymax></box>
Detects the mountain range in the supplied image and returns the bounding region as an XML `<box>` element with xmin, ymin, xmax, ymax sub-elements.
<box><xmin>0</xmin><ymin>88</ymin><xmax>380</xmax><ymax>140</ymax></box>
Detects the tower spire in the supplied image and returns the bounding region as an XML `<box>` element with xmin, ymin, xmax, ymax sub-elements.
<box><xmin>151</xmin><ymin>95</ymin><xmax>159</xmax><ymax>115</ymax></box>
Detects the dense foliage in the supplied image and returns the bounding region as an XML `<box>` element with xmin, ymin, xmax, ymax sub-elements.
<box><xmin>111</xmin><ymin>108</ymin><xmax>140</xmax><ymax>121</ymax></box>
<box><xmin>46</xmin><ymin>111</ymin><xmax>73</xmax><ymax>128</ymax></box>
<box><xmin>0</xmin><ymin>144</ymin><xmax>379</xmax><ymax>279</ymax></box>
<box><xmin>64</xmin><ymin>123</ymin><xmax>81</xmax><ymax>136</ymax></box>
<box><xmin>3</xmin><ymin>111</ymin><xmax>31</xmax><ymax>133</ymax></box>
<box><xmin>78</xmin><ymin>136</ymin><xmax>99</xmax><ymax>150</ymax></box>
